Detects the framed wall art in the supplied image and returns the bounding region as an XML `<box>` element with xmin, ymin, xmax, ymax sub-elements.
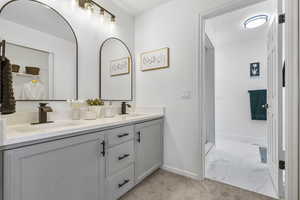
<box><xmin>110</xmin><ymin>57</ymin><xmax>130</xmax><ymax>76</ymax></box>
<box><xmin>141</xmin><ymin>47</ymin><xmax>169</xmax><ymax>71</ymax></box>
<box><xmin>250</xmin><ymin>62</ymin><xmax>260</xmax><ymax>77</ymax></box>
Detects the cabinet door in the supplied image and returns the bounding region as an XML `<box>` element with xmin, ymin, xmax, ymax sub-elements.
<box><xmin>135</xmin><ymin>119</ymin><xmax>163</xmax><ymax>184</ymax></box>
<box><xmin>4</xmin><ymin>133</ymin><xmax>105</xmax><ymax>200</ymax></box>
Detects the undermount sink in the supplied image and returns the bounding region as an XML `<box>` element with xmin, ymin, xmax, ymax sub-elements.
<box><xmin>120</xmin><ymin>113</ymin><xmax>145</xmax><ymax>118</ymax></box>
<box><xmin>11</xmin><ymin>121</ymin><xmax>85</xmax><ymax>133</ymax></box>
<box><xmin>126</xmin><ymin>113</ymin><xmax>145</xmax><ymax>117</ymax></box>
<box><xmin>34</xmin><ymin>121</ymin><xmax>84</xmax><ymax>128</ymax></box>
<box><xmin>8</xmin><ymin>114</ymin><xmax>147</xmax><ymax>135</ymax></box>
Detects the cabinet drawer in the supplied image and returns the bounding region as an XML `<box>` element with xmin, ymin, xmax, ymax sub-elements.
<box><xmin>106</xmin><ymin>165</ymin><xmax>134</xmax><ymax>200</ymax></box>
<box><xmin>107</xmin><ymin>140</ymin><xmax>134</xmax><ymax>176</ymax></box>
<box><xmin>106</xmin><ymin>126</ymin><xmax>134</xmax><ymax>147</ymax></box>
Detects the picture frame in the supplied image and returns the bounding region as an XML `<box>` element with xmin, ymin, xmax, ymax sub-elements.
<box><xmin>110</xmin><ymin>57</ymin><xmax>130</xmax><ymax>76</ymax></box>
<box><xmin>141</xmin><ymin>47</ymin><xmax>169</xmax><ymax>71</ymax></box>
<box><xmin>250</xmin><ymin>62</ymin><xmax>260</xmax><ymax>77</ymax></box>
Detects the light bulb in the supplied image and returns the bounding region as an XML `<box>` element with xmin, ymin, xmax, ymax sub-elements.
<box><xmin>111</xmin><ymin>16</ymin><xmax>116</xmax><ymax>24</ymax></box>
<box><xmin>84</xmin><ymin>2</ymin><xmax>94</xmax><ymax>12</ymax></box>
<box><xmin>100</xmin><ymin>8</ymin><xmax>105</xmax><ymax>16</ymax></box>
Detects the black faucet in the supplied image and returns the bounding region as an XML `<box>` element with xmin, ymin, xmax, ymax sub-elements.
<box><xmin>121</xmin><ymin>102</ymin><xmax>131</xmax><ymax>115</ymax></box>
<box><xmin>32</xmin><ymin>103</ymin><xmax>53</xmax><ymax>125</ymax></box>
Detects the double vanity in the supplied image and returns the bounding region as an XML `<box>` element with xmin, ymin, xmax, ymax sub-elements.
<box><xmin>1</xmin><ymin>113</ymin><xmax>164</xmax><ymax>200</ymax></box>
<box><xmin>0</xmin><ymin>0</ymin><xmax>164</xmax><ymax>199</ymax></box>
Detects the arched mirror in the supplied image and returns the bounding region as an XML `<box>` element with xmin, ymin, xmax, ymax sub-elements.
<box><xmin>100</xmin><ymin>38</ymin><xmax>133</xmax><ymax>101</ymax></box>
<box><xmin>0</xmin><ymin>0</ymin><xmax>78</xmax><ymax>101</ymax></box>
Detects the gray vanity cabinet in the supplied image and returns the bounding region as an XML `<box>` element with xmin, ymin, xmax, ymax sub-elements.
<box><xmin>4</xmin><ymin>133</ymin><xmax>105</xmax><ymax>200</ymax></box>
<box><xmin>2</xmin><ymin>118</ymin><xmax>164</xmax><ymax>200</ymax></box>
<box><xmin>135</xmin><ymin>119</ymin><xmax>163</xmax><ymax>184</ymax></box>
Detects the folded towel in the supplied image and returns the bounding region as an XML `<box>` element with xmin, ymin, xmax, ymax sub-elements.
<box><xmin>248</xmin><ymin>89</ymin><xmax>267</xmax><ymax>121</ymax></box>
<box><xmin>0</xmin><ymin>57</ymin><xmax>16</xmax><ymax>115</ymax></box>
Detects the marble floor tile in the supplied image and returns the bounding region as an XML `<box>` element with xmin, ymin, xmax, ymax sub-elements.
<box><xmin>121</xmin><ymin>170</ymin><xmax>276</xmax><ymax>200</ymax></box>
<box><xmin>205</xmin><ymin>138</ymin><xmax>277</xmax><ymax>198</ymax></box>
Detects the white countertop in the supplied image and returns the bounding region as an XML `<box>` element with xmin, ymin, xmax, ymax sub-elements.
<box><xmin>2</xmin><ymin>113</ymin><xmax>163</xmax><ymax>149</ymax></box>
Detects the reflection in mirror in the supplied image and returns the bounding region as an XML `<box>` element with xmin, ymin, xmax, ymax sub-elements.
<box><xmin>0</xmin><ymin>0</ymin><xmax>77</xmax><ymax>101</ymax></box>
<box><xmin>100</xmin><ymin>38</ymin><xmax>132</xmax><ymax>101</ymax></box>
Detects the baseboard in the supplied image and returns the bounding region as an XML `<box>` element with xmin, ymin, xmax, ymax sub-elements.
<box><xmin>161</xmin><ymin>165</ymin><xmax>200</xmax><ymax>180</ymax></box>
<box><xmin>136</xmin><ymin>164</ymin><xmax>162</xmax><ymax>185</ymax></box>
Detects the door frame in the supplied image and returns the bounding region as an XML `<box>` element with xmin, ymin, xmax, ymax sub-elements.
<box><xmin>204</xmin><ymin>33</ymin><xmax>216</xmax><ymax>154</ymax></box>
<box><xmin>284</xmin><ymin>0</ymin><xmax>299</xmax><ymax>199</ymax></box>
<box><xmin>196</xmin><ymin>0</ymin><xmax>299</xmax><ymax>199</ymax></box>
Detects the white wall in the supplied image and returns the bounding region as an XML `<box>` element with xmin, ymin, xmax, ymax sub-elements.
<box><xmin>214</xmin><ymin>38</ymin><xmax>267</xmax><ymax>146</ymax></box>
<box><xmin>134</xmin><ymin>0</ymin><xmax>248</xmax><ymax>177</ymax></box>
<box><xmin>0</xmin><ymin>0</ymin><xmax>134</xmax><ymax>113</ymax></box>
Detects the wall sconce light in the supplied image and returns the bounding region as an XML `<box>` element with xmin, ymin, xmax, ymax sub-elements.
<box><xmin>78</xmin><ymin>0</ymin><xmax>116</xmax><ymax>22</ymax></box>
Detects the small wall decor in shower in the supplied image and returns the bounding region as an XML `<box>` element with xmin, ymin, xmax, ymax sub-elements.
<box><xmin>250</xmin><ymin>62</ymin><xmax>260</xmax><ymax>77</ymax></box>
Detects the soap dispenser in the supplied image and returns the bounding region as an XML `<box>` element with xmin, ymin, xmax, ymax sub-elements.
<box><xmin>104</xmin><ymin>101</ymin><xmax>114</xmax><ymax>118</ymax></box>
<box><xmin>67</xmin><ymin>99</ymin><xmax>83</xmax><ymax>120</ymax></box>
<box><xmin>121</xmin><ymin>102</ymin><xmax>131</xmax><ymax>115</ymax></box>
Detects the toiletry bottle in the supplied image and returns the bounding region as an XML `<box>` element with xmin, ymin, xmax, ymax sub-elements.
<box><xmin>105</xmin><ymin>101</ymin><xmax>114</xmax><ymax>118</ymax></box>
<box><xmin>67</xmin><ymin>99</ymin><xmax>82</xmax><ymax>120</ymax></box>
<box><xmin>72</xmin><ymin>108</ymin><xmax>81</xmax><ymax>120</ymax></box>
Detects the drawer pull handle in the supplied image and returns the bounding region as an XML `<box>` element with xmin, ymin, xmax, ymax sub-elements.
<box><xmin>118</xmin><ymin>133</ymin><xmax>129</xmax><ymax>138</ymax></box>
<box><xmin>137</xmin><ymin>132</ymin><xmax>141</xmax><ymax>143</ymax></box>
<box><xmin>101</xmin><ymin>140</ymin><xmax>106</xmax><ymax>157</ymax></box>
<box><xmin>118</xmin><ymin>154</ymin><xmax>130</xmax><ymax>160</ymax></box>
<box><xmin>118</xmin><ymin>179</ymin><xmax>130</xmax><ymax>188</ymax></box>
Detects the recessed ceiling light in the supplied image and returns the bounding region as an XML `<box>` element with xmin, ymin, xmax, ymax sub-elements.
<box><xmin>244</xmin><ymin>15</ymin><xmax>268</xmax><ymax>29</ymax></box>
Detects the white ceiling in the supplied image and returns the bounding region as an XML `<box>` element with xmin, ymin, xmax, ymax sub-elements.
<box><xmin>0</xmin><ymin>0</ymin><xmax>76</xmax><ymax>42</ymax></box>
<box><xmin>112</xmin><ymin>0</ymin><xmax>173</xmax><ymax>15</ymax></box>
<box><xmin>206</xmin><ymin>0</ymin><xmax>275</xmax><ymax>46</ymax></box>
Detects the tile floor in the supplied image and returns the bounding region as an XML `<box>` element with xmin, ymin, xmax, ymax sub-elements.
<box><xmin>121</xmin><ymin>169</ymin><xmax>275</xmax><ymax>200</ymax></box>
<box><xmin>205</xmin><ymin>138</ymin><xmax>277</xmax><ymax>198</ymax></box>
